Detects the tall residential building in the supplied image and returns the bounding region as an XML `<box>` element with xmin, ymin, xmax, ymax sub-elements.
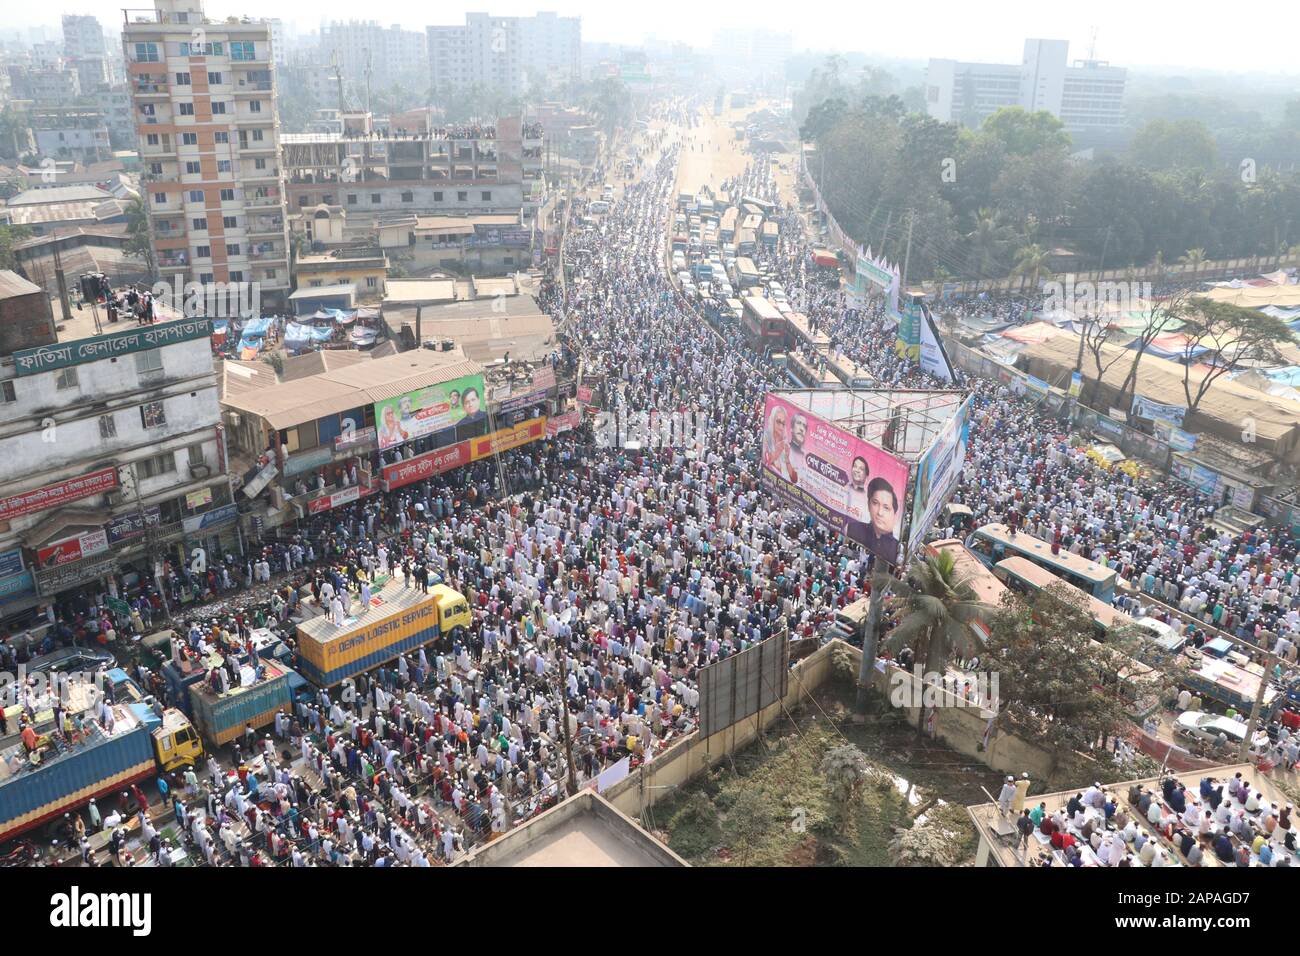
<box><xmin>319</xmin><ymin>21</ymin><xmax>428</xmax><ymax>89</ymax></box>
<box><xmin>925</xmin><ymin>38</ymin><xmax>1127</xmax><ymax>134</ymax></box>
<box><xmin>123</xmin><ymin>0</ymin><xmax>290</xmax><ymax>311</ymax></box>
<box><xmin>63</xmin><ymin>14</ymin><xmax>111</xmax><ymax>90</ymax></box>
<box><xmin>427</xmin><ymin>12</ymin><xmax>581</xmax><ymax>98</ymax></box>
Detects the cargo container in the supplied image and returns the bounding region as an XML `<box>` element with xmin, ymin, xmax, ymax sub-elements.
<box><xmin>719</xmin><ymin>207</ymin><xmax>738</xmax><ymax>242</ymax></box>
<box><xmin>761</xmin><ymin>222</ymin><xmax>779</xmax><ymax>248</ymax></box>
<box><xmin>1181</xmin><ymin>656</ymin><xmax>1278</xmax><ymax>715</ymax></box>
<box><xmin>188</xmin><ymin>658</ymin><xmax>296</xmax><ymax>747</ymax></box>
<box><xmin>0</xmin><ymin>689</ymin><xmax>202</xmax><ymax>843</ymax></box>
<box><xmin>737</xmin><ymin>228</ymin><xmax>757</xmax><ymax>257</ymax></box>
<box><xmin>295</xmin><ymin>580</ymin><xmax>471</xmax><ymax>687</ymax></box>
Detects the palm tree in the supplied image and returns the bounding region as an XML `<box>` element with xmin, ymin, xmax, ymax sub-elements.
<box><xmin>124</xmin><ymin>196</ymin><xmax>157</xmax><ymax>279</ymax></box>
<box><xmin>966</xmin><ymin>208</ymin><xmax>1011</xmax><ymax>280</ymax></box>
<box><xmin>881</xmin><ymin>550</ymin><xmax>989</xmax><ymax>735</ymax></box>
<box><xmin>1010</xmin><ymin>243</ymin><xmax>1054</xmax><ymax>294</ymax></box>
<box><xmin>1179</xmin><ymin>247</ymin><xmax>1207</xmax><ymax>281</ymax></box>
<box><xmin>1151</xmin><ymin>249</ymin><xmax>1166</xmax><ymax>285</ymax></box>
<box><xmin>1285</xmin><ymin>244</ymin><xmax>1300</xmax><ymax>268</ymax></box>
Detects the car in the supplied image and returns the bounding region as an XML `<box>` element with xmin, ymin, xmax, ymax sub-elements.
<box><xmin>26</xmin><ymin>644</ymin><xmax>117</xmax><ymax>676</ymax></box>
<box><xmin>1175</xmin><ymin>711</ymin><xmax>1248</xmax><ymax>747</ymax></box>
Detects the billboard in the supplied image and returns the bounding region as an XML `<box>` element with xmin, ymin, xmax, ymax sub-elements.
<box><xmin>907</xmin><ymin>397</ymin><xmax>971</xmax><ymax>556</ymax></box>
<box><xmin>760</xmin><ymin>394</ymin><xmax>910</xmax><ymax>567</ymax></box>
<box><xmin>37</xmin><ymin>530</ymin><xmax>110</xmax><ymax>568</ymax></box>
<box><xmin>381</xmin><ymin>441</ymin><xmax>472</xmax><ymax>491</ymax></box>
<box><xmin>0</xmin><ymin>466</ymin><xmax>119</xmax><ymax>523</ymax></box>
<box><xmin>894</xmin><ymin>299</ymin><xmax>922</xmax><ymax>361</ymax></box>
<box><xmin>918</xmin><ymin>303</ymin><xmax>955</xmax><ymax>382</ymax></box>
<box><xmin>698</xmin><ymin>634</ymin><xmax>789</xmax><ymax>738</ymax></box>
<box><xmin>373</xmin><ymin>372</ymin><xmax>486</xmax><ymax>451</ymax></box>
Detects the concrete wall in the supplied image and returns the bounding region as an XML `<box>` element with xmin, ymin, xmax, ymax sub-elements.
<box><xmin>602</xmin><ymin>640</ymin><xmax>1060</xmax><ymax>822</ymax></box>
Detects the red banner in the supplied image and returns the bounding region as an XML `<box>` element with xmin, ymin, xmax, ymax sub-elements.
<box><xmin>0</xmin><ymin>466</ymin><xmax>119</xmax><ymax>523</ymax></box>
<box><xmin>37</xmin><ymin>529</ymin><xmax>109</xmax><ymax>568</ymax></box>
<box><xmin>306</xmin><ymin>483</ymin><xmax>377</xmax><ymax>515</ymax></box>
<box><xmin>381</xmin><ymin>441</ymin><xmax>471</xmax><ymax>491</ymax></box>
<box><xmin>546</xmin><ymin>409</ymin><xmax>580</xmax><ymax>436</ymax></box>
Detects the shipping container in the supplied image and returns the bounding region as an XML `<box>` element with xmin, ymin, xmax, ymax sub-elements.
<box><xmin>188</xmin><ymin>658</ymin><xmax>295</xmax><ymax>747</ymax></box>
<box><xmin>761</xmin><ymin>222</ymin><xmax>779</xmax><ymax>247</ymax></box>
<box><xmin>295</xmin><ymin>580</ymin><xmax>470</xmax><ymax>687</ymax></box>
<box><xmin>0</xmin><ymin>702</ymin><xmax>158</xmax><ymax>843</ymax></box>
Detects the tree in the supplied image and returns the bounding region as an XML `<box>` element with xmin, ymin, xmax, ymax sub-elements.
<box><xmin>979</xmin><ymin>108</ymin><xmax>1070</xmax><ymax>158</ymax></box>
<box><xmin>882</xmin><ymin>550</ymin><xmax>988</xmax><ymax>734</ymax></box>
<box><xmin>983</xmin><ymin>587</ymin><xmax>1136</xmax><ymax>775</ymax></box>
<box><xmin>723</xmin><ymin>788</ymin><xmax>773</xmax><ymax>865</ymax></box>
<box><xmin>0</xmin><ymin>224</ymin><xmax>33</xmax><ymax>272</ymax></box>
<box><xmin>124</xmin><ymin>196</ymin><xmax>156</xmax><ymax>279</ymax></box>
<box><xmin>1130</xmin><ymin>119</ymin><xmax>1218</xmax><ymax>172</ymax></box>
<box><xmin>820</xmin><ymin>744</ymin><xmax>873</xmax><ymax>825</ymax></box>
<box><xmin>1010</xmin><ymin>243</ymin><xmax>1054</xmax><ymax>293</ymax></box>
<box><xmin>1115</xmin><ymin>287</ymin><xmax>1195</xmax><ymax>419</ymax></box>
<box><xmin>799</xmin><ymin>97</ymin><xmax>847</xmax><ymax>143</ymax></box>
<box><xmin>1177</xmin><ymin>297</ymin><xmax>1296</xmax><ymax>414</ymax></box>
<box><xmin>1179</xmin><ymin>247</ymin><xmax>1207</xmax><ymax>280</ymax></box>
<box><xmin>966</xmin><ymin>208</ymin><xmax>1012</xmax><ymax>278</ymax></box>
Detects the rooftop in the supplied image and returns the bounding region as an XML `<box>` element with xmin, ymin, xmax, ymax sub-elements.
<box><xmin>456</xmin><ymin>791</ymin><xmax>688</xmax><ymax>867</ymax></box>
<box><xmin>6</xmin><ymin>184</ymin><xmax>113</xmax><ymax>206</ymax></box>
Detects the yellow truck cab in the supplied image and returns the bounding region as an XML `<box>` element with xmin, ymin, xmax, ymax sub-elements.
<box><xmin>430</xmin><ymin>584</ymin><xmax>472</xmax><ymax>637</ymax></box>
<box><xmin>152</xmin><ymin>708</ymin><xmax>204</xmax><ymax>772</ymax></box>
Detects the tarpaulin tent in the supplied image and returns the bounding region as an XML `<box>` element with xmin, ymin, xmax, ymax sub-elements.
<box><xmin>1001</xmin><ymin>321</ymin><xmax>1064</xmax><ymax>344</ymax></box>
<box><xmin>239</xmin><ymin>316</ymin><xmax>272</xmax><ymax>337</ymax></box>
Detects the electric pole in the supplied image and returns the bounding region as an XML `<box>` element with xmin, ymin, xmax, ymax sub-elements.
<box><xmin>1239</xmin><ymin>647</ymin><xmax>1280</xmax><ymax>764</ymax></box>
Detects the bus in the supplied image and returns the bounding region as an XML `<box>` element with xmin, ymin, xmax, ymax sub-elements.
<box><xmin>965</xmin><ymin>523</ymin><xmax>1119</xmax><ymax>602</ymax></box>
<box><xmin>784</xmin><ymin>311</ymin><xmax>831</xmax><ymax>354</ymax></box>
<box><xmin>788</xmin><ymin>351</ymin><xmax>842</xmax><ymax>389</ymax></box>
<box><xmin>720</xmin><ymin>207</ymin><xmax>738</xmax><ymax>242</ymax></box>
<box><xmin>741</xmin><ymin>294</ymin><xmax>785</xmax><ymax>345</ymax></box>
<box><xmin>923</xmin><ymin>540</ymin><xmax>1009</xmax><ymax>642</ymax></box>
<box><xmin>824</xmin><ymin>351</ymin><xmax>875</xmax><ymax>389</ymax></box>
<box><xmin>993</xmin><ymin>557</ymin><xmax>1128</xmax><ymax>640</ymax></box>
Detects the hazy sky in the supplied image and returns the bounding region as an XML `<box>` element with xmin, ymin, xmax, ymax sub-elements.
<box><xmin>16</xmin><ymin>0</ymin><xmax>1300</xmax><ymax>75</ymax></box>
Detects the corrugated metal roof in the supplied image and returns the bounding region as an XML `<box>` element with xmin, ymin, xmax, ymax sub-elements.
<box><xmin>0</xmin><ymin>271</ymin><xmax>42</xmax><ymax>300</ymax></box>
<box><xmin>7</xmin><ymin>184</ymin><xmax>113</xmax><ymax>205</ymax></box>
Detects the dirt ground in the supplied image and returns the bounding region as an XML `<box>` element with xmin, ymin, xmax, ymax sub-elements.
<box><xmin>674</xmin><ymin>100</ymin><xmax>798</xmax><ymax>205</ymax></box>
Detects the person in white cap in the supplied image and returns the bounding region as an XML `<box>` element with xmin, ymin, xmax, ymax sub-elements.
<box><xmin>997</xmin><ymin>776</ymin><xmax>1016</xmax><ymax>816</ymax></box>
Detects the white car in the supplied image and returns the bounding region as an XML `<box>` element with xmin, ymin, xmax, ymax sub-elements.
<box><xmin>1175</xmin><ymin>711</ymin><xmax>1247</xmax><ymax>747</ymax></box>
<box><xmin>676</xmin><ymin>270</ymin><xmax>691</xmax><ymax>284</ymax></box>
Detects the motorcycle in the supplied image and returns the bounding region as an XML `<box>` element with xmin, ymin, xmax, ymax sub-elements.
<box><xmin>0</xmin><ymin>839</ymin><xmax>39</xmax><ymax>867</ymax></box>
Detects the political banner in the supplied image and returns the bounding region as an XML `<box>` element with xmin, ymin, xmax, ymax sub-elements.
<box><xmin>374</xmin><ymin>372</ymin><xmax>487</xmax><ymax>451</ymax></box>
<box><xmin>918</xmin><ymin>302</ymin><xmax>955</xmax><ymax>383</ymax></box>
<box><xmin>1131</xmin><ymin>394</ymin><xmax>1187</xmax><ymax>425</ymax></box>
<box><xmin>908</xmin><ymin>398</ymin><xmax>971</xmax><ymax>556</ymax></box>
<box><xmin>381</xmin><ymin>441</ymin><xmax>472</xmax><ymax>491</ymax></box>
<box><xmin>0</xmin><ymin>466</ymin><xmax>119</xmax><ymax>522</ymax></box>
<box><xmin>760</xmin><ymin>394</ymin><xmax>910</xmax><ymax>567</ymax></box>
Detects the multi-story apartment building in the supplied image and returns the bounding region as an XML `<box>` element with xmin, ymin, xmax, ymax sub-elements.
<box><xmin>319</xmin><ymin>20</ymin><xmax>428</xmax><ymax>89</ymax></box>
<box><xmin>926</xmin><ymin>38</ymin><xmax>1127</xmax><ymax>135</ymax></box>
<box><xmin>123</xmin><ymin>0</ymin><xmax>290</xmax><ymax>311</ymax></box>
<box><xmin>428</xmin><ymin>12</ymin><xmax>581</xmax><ymax>97</ymax></box>
<box><xmin>95</xmin><ymin>84</ymin><xmax>138</xmax><ymax>148</ymax></box>
<box><xmin>281</xmin><ymin>113</ymin><xmax>546</xmax><ymax>230</ymax></box>
<box><xmin>0</xmin><ymin>271</ymin><xmax>235</xmax><ymax>630</ymax></box>
<box><xmin>63</xmin><ymin>14</ymin><xmax>111</xmax><ymax>92</ymax></box>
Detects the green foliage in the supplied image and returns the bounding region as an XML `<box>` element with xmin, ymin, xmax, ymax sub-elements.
<box><xmin>1130</xmin><ymin>119</ymin><xmax>1218</xmax><ymax>172</ymax></box>
<box><xmin>723</xmin><ymin>789</ymin><xmax>775</xmax><ymax>863</ymax></box>
<box><xmin>666</xmin><ymin>792</ymin><xmax>721</xmax><ymax>859</ymax></box>
<box><xmin>0</xmin><ymin>223</ymin><xmax>33</xmax><ymax>271</ymax></box>
<box><xmin>979</xmin><ymin>107</ymin><xmax>1071</xmax><ymax>158</ymax></box>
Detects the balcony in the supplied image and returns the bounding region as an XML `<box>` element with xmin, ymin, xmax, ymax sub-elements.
<box><xmin>245</xmin><ymin>193</ymin><xmax>282</xmax><ymax>208</ymax></box>
<box><xmin>232</xmin><ymin>80</ymin><xmax>273</xmax><ymax>95</ymax></box>
<box><xmin>247</xmin><ymin>218</ymin><xmax>284</xmax><ymax>236</ymax></box>
<box><xmin>132</xmin><ymin>79</ymin><xmax>168</xmax><ymax>97</ymax></box>
<box><xmin>248</xmin><ymin>245</ymin><xmax>284</xmax><ymax>261</ymax></box>
<box><xmin>158</xmin><ymin>254</ymin><xmax>189</xmax><ymax>270</ymax></box>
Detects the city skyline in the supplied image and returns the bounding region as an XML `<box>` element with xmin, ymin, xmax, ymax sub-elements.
<box><xmin>6</xmin><ymin>0</ymin><xmax>1300</xmax><ymax>76</ymax></box>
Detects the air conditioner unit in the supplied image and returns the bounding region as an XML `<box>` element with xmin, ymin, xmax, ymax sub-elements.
<box><xmin>106</xmin><ymin>490</ymin><xmax>124</xmax><ymax>506</ymax></box>
<box><xmin>189</xmin><ymin>462</ymin><xmax>211</xmax><ymax>479</ymax></box>
<box><xmin>227</xmin><ymin>411</ymin><xmax>242</xmax><ymax>427</ymax></box>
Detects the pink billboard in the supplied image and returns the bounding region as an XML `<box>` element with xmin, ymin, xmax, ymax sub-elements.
<box><xmin>760</xmin><ymin>394</ymin><xmax>911</xmax><ymax>566</ymax></box>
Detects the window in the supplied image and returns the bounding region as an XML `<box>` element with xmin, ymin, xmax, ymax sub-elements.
<box><xmin>0</xmin><ymin>381</ymin><xmax>14</xmax><ymax>404</ymax></box>
<box><xmin>370</xmin><ymin>193</ymin><xmax>381</xmax><ymax>204</ymax></box>
<box><xmin>135</xmin><ymin>349</ymin><xmax>164</xmax><ymax>374</ymax></box>
<box><xmin>215</xmin><ymin>131</ymin><xmax>229</xmax><ymax>144</ymax></box>
<box><xmin>187</xmin><ymin>444</ymin><xmax>206</xmax><ymax>466</ymax></box>
<box><xmin>457</xmin><ymin>191</ymin><xmax>468</xmax><ymax>202</ymax></box>
<box><xmin>185</xmin><ymin>161</ymin><xmax>200</xmax><ymax>174</ymax></box>
<box><xmin>153</xmin><ymin>192</ymin><xmax>167</xmax><ymax>205</ymax></box>
<box><xmin>134</xmin><ymin>42</ymin><xmax>159</xmax><ymax>63</ymax></box>
<box><xmin>139</xmin><ymin>104</ymin><xmax>155</xmax><ymax>117</ymax></box>
<box><xmin>433</xmin><ymin>191</ymin><xmax>443</xmax><ymax>202</ymax></box>
<box><xmin>55</xmin><ymin>367</ymin><xmax>79</xmax><ymax>390</ymax></box>
<box><xmin>230</xmin><ymin>41</ymin><xmax>256</xmax><ymax>61</ymax></box>
<box><xmin>211</xmin><ymin>101</ymin><xmax>227</xmax><ymax>115</ymax></box>
<box><xmin>217</xmin><ymin>160</ymin><xmax>231</xmax><ymax>173</ymax></box>
<box><xmin>297</xmin><ymin>196</ymin><xmax>309</xmax><ymax>208</ymax></box>
<box><xmin>401</xmin><ymin>191</ymin><xmax>413</xmax><ymax>203</ymax></box>
<box><xmin>99</xmin><ymin>415</ymin><xmax>116</xmax><ymax>439</ymax></box>
<box><xmin>140</xmin><ymin>401</ymin><xmax>167</xmax><ymax>429</ymax></box>
<box><xmin>227</xmin><ymin>243</ymin><xmax>240</xmax><ymax>256</ymax></box>
<box><xmin>249</xmin><ymin>100</ymin><xmax>262</xmax><ymax>113</ymax></box>
<box><xmin>347</xmin><ymin>194</ymin><xmax>357</xmax><ymax>206</ymax></box>
<box><xmin>208</xmin><ymin>71</ymin><xmax>222</xmax><ymax>85</ymax></box>
<box><xmin>137</xmin><ymin>451</ymin><xmax>175</xmax><ymax>478</ymax></box>
<box><xmin>146</xmin><ymin>133</ymin><xmax>159</xmax><ymax>146</ymax></box>
<box><xmin>200</xmin><ymin>273</ymin><xmax>213</xmax><ymax>284</ymax></box>
<box><xmin>179</xmin><ymin>102</ymin><xmax>194</xmax><ymax>116</ymax></box>
<box><xmin>149</xmin><ymin>162</ymin><xmax>163</xmax><ymax>175</ymax></box>
<box><xmin>223</xmin><ymin>216</ymin><xmax>237</xmax><ymax>228</ymax></box>
<box><xmin>196</xmin><ymin>245</ymin><xmax>211</xmax><ymax>258</ymax></box>
<box><xmin>182</xmin><ymin>132</ymin><xmax>198</xmax><ymax>145</ymax></box>
<box><xmin>366</xmin><ymin>276</ymin><xmax>377</xmax><ymax>289</ymax></box>
<box><xmin>229</xmin><ymin>271</ymin><xmax>243</xmax><ymax>282</ymax></box>
<box><xmin>251</xmin><ymin>129</ymin><xmax>265</xmax><ymax>142</ymax></box>
<box><xmin>189</xmin><ymin>189</ymin><xmax>203</xmax><ymax>202</ymax></box>
<box><xmin>175</xmin><ymin>72</ymin><xmax>191</xmax><ymax>85</ymax></box>
<box><xmin>481</xmin><ymin>191</ymin><xmax>492</xmax><ymax>201</ymax></box>
<box><xmin>192</xmin><ymin>217</ymin><xmax>206</xmax><ymax>231</ymax></box>
<box><xmin>264</xmin><ymin>269</ymin><xmax>276</xmax><ymax>279</ymax></box>
<box><xmin>254</xmin><ymin>158</ymin><xmax>267</xmax><ymax>170</ymax></box>
<box><xmin>219</xmin><ymin>188</ymin><xmax>234</xmax><ymax>201</ymax></box>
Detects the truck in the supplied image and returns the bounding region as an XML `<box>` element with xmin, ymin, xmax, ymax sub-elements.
<box><xmin>0</xmin><ymin>674</ymin><xmax>203</xmax><ymax>844</ymax></box>
<box><xmin>187</xmin><ymin>657</ymin><xmax>298</xmax><ymax>747</ymax></box>
<box><xmin>295</xmin><ymin>580</ymin><xmax>471</xmax><ymax>688</ymax></box>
